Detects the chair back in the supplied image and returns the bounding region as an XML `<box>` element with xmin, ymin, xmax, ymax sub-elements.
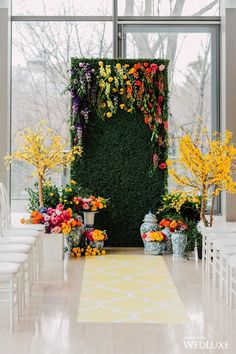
<box><xmin>0</xmin><ymin>183</ymin><xmax>11</xmax><ymax>233</ymax></box>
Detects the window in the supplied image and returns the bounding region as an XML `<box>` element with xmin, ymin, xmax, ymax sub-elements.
<box><xmin>118</xmin><ymin>0</ymin><xmax>219</xmax><ymax>16</ymax></box>
<box><xmin>10</xmin><ymin>0</ymin><xmax>220</xmax><ymax>211</ymax></box>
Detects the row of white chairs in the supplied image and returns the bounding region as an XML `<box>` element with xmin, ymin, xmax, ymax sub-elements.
<box><xmin>0</xmin><ymin>182</ymin><xmax>45</xmax><ymax>331</ymax></box>
<box><xmin>200</xmin><ymin>222</ymin><xmax>236</xmax><ymax>307</ymax></box>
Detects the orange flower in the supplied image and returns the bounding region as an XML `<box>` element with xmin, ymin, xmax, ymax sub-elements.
<box><xmin>170</xmin><ymin>221</ymin><xmax>177</xmax><ymax>229</ymax></box>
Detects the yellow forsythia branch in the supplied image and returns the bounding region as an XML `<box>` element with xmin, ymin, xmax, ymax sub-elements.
<box><xmin>5</xmin><ymin>121</ymin><xmax>82</xmax><ymax>207</ymax></box>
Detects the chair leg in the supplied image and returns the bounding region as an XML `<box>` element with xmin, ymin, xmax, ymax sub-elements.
<box><xmin>10</xmin><ymin>278</ymin><xmax>14</xmax><ymax>332</ymax></box>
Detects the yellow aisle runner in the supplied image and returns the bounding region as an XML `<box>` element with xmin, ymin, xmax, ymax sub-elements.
<box><xmin>77</xmin><ymin>255</ymin><xmax>188</xmax><ymax>323</ymax></box>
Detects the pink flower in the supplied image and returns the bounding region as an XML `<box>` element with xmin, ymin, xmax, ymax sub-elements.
<box><xmin>150</xmin><ymin>63</ymin><xmax>158</xmax><ymax>73</ymax></box>
<box><xmin>159</xmin><ymin>64</ymin><xmax>165</xmax><ymax>71</ymax></box>
<box><xmin>83</xmin><ymin>203</ymin><xmax>90</xmax><ymax>210</ymax></box>
<box><xmin>51</xmin><ymin>226</ymin><xmax>61</xmax><ymax>234</ymax></box>
<box><xmin>159</xmin><ymin>162</ymin><xmax>167</xmax><ymax>170</ymax></box>
<box><xmin>153</xmin><ymin>153</ymin><xmax>158</xmax><ymax>165</ymax></box>
<box><xmin>83</xmin><ymin>198</ymin><xmax>92</xmax><ymax>204</ymax></box>
<box><xmin>141</xmin><ymin>233</ymin><xmax>147</xmax><ymax>239</ymax></box>
<box><xmin>163</xmin><ymin>121</ymin><xmax>168</xmax><ymax>129</ymax></box>
<box><xmin>56</xmin><ymin>204</ymin><xmax>64</xmax><ymax>211</ymax></box>
<box><xmin>51</xmin><ymin>215</ymin><xmax>60</xmax><ymax>225</ymax></box>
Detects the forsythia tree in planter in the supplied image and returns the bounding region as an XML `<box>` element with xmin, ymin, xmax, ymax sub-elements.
<box><xmin>5</xmin><ymin>121</ymin><xmax>82</xmax><ymax>207</ymax></box>
<box><xmin>167</xmin><ymin>129</ymin><xmax>236</xmax><ymax>226</ymax></box>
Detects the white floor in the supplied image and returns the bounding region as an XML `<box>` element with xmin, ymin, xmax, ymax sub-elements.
<box><xmin>0</xmin><ymin>248</ymin><xmax>236</xmax><ymax>354</ymax></box>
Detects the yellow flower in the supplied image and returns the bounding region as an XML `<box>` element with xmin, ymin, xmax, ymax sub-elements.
<box><xmin>128</xmin><ymin>67</ymin><xmax>135</xmax><ymax>74</ymax></box>
<box><xmin>106</xmin><ymin>112</ymin><xmax>113</xmax><ymax>118</ymax></box>
<box><xmin>102</xmin><ymin>102</ymin><xmax>106</xmax><ymax>108</ymax></box>
<box><xmin>70</xmin><ymin>180</ymin><xmax>76</xmax><ymax>185</ymax></box>
<box><xmin>49</xmin><ymin>192</ymin><xmax>54</xmax><ymax>196</ymax></box>
<box><xmin>123</xmin><ymin>75</ymin><xmax>127</xmax><ymax>80</ymax></box>
<box><xmin>127</xmin><ymin>108</ymin><xmax>132</xmax><ymax>113</ymax></box>
<box><xmin>116</xmin><ymin>63</ymin><xmax>121</xmax><ymax>69</ymax></box>
<box><xmin>101</xmin><ymin>250</ymin><xmax>106</xmax><ymax>255</ymax></box>
<box><xmin>120</xmin><ymin>88</ymin><xmax>125</xmax><ymax>94</ymax></box>
<box><xmin>108</xmin><ymin>77</ymin><xmax>113</xmax><ymax>82</ymax></box>
<box><xmin>119</xmin><ymin>104</ymin><xmax>125</xmax><ymax>109</ymax></box>
<box><xmin>68</xmin><ymin>188</ymin><xmax>72</xmax><ymax>192</ymax></box>
<box><xmin>126</xmin><ymin>80</ymin><xmax>131</xmax><ymax>85</ymax></box>
<box><xmin>124</xmin><ymin>64</ymin><xmax>130</xmax><ymax>68</ymax></box>
<box><xmin>99</xmin><ymin>61</ymin><xmax>104</xmax><ymax>67</ymax></box>
<box><xmin>112</xmin><ymin>88</ymin><xmax>117</xmax><ymax>93</ymax></box>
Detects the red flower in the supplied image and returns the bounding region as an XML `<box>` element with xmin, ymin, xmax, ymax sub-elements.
<box><xmin>159</xmin><ymin>162</ymin><xmax>167</xmax><ymax>170</ymax></box>
<box><xmin>150</xmin><ymin>63</ymin><xmax>158</xmax><ymax>73</ymax></box>
<box><xmin>144</xmin><ymin>62</ymin><xmax>149</xmax><ymax>67</ymax></box>
<box><xmin>135</xmin><ymin>80</ymin><xmax>142</xmax><ymax>86</ymax></box>
<box><xmin>146</xmin><ymin>67</ymin><xmax>151</xmax><ymax>74</ymax></box>
<box><xmin>134</xmin><ymin>63</ymin><xmax>141</xmax><ymax>70</ymax></box>
<box><xmin>158</xmin><ymin>96</ymin><xmax>163</xmax><ymax>104</ymax></box>
<box><xmin>149</xmin><ymin>89</ymin><xmax>153</xmax><ymax>94</ymax></box>
<box><xmin>148</xmin><ymin>102</ymin><xmax>153</xmax><ymax>109</ymax></box>
<box><xmin>163</xmin><ymin>121</ymin><xmax>168</xmax><ymax>129</ymax></box>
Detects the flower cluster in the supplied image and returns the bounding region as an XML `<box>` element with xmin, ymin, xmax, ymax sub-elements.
<box><xmin>69</xmin><ymin>59</ymin><xmax>168</xmax><ymax>171</ymax></box>
<box><xmin>84</xmin><ymin>229</ymin><xmax>108</xmax><ymax>242</ymax></box>
<box><xmin>159</xmin><ymin>218</ymin><xmax>188</xmax><ymax>233</ymax></box>
<box><xmin>73</xmin><ymin>195</ymin><xmax>108</xmax><ymax>212</ymax></box>
<box><xmin>25</xmin><ymin>204</ymin><xmax>83</xmax><ymax>234</ymax></box>
<box><xmin>141</xmin><ymin>230</ymin><xmax>166</xmax><ymax>242</ymax></box>
<box><xmin>71</xmin><ymin>245</ymin><xmax>106</xmax><ymax>257</ymax></box>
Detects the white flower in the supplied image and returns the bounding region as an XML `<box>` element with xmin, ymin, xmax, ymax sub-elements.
<box><xmin>56</xmin><ymin>210</ymin><xmax>62</xmax><ymax>215</ymax></box>
<box><xmin>159</xmin><ymin>64</ymin><xmax>165</xmax><ymax>72</ymax></box>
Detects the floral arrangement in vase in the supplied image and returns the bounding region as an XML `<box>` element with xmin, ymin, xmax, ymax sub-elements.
<box><xmin>73</xmin><ymin>195</ymin><xmax>108</xmax><ymax>212</ymax></box>
<box><xmin>163</xmin><ymin>219</ymin><xmax>188</xmax><ymax>233</ymax></box>
<box><xmin>141</xmin><ymin>230</ymin><xmax>166</xmax><ymax>242</ymax></box>
<box><xmin>141</xmin><ymin>230</ymin><xmax>166</xmax><ymax>255</ymax></box>
<box><xmin>22</xmin><ymin>204</ymin><xmax>83</xmax><ymax>234</ymax></box>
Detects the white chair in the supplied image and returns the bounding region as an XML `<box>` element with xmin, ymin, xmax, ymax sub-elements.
<box><xmin>225</xmin><ymin>255</ymin><xmax>236</xmax><ymax>308</ymax></box>
<box><xmin>0</xmin><ymin>244</ymin><xmax>34</xmax><ymax>292</ymax></box>
<box><xmin>211</xmin><ymin>240</ymin><xmax>236</xmax><ymax>287</ymax></box>
<box><xmin>0</xmin><ymin>262</ymin><xmax>22</xmax><ymax>331</ymax></box>
<box><xmin>0</xmin><ymin>183</ymin><xmax>44</xmax><ymax>274</ymax></box>
<box><xmin>204</xmin><ymin>232</ymin><xmax>236</xmax><ymax>276</ymax></box>
<box><xmin>0</xmin><ymin>253</ymin><xmax>29</xmax><ymax>308</ymax></box>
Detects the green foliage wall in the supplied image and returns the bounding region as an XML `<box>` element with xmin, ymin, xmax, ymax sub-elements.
<box><xmin>70</xmin><ymin>58</ymin><xmax>169</xmax><ymax>246</ymax></box>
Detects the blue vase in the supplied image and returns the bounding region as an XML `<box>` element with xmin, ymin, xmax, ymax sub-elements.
<box><xmin>171</xmin><ymin>232</ymin><xmax>186</xmax><ymax>258</ymax></box>
<box><xmin>65</xmin><ymin>227</ymin><xmax>84</xmax><ymax>251</ymax></box>
<box><xmin>143</xmin><ymin>241</ymin><xmax>166</xmax><ymax>255</ymax></box>
<box><xmin>162</xmin><ymin>228</ymin><xmax>172</xmax><ymax>253</ymax></box>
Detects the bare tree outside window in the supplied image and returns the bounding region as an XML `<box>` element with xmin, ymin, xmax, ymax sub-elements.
<box><xmin>11</xmin><ymin>0</ymin><xmax>219</xmax><ymax>207</ymax></box>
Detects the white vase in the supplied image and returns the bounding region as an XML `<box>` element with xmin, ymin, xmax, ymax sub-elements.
<box><xmin>43</xmin><ymin>233</ymin><xmax>64</xmax><ymax>261</ymax></box>
<box><xmin>83</xmin><ymin>211</ymin><xmax>97</xmax><ymax>228</ymax></box>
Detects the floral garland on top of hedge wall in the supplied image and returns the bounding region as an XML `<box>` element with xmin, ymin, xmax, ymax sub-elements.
<box><xmin>68</xmin><ymin>58</ymin><xmax>169</xmax><ymax>170</ymax></box>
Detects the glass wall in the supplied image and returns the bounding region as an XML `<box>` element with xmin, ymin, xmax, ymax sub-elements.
<box><xmin>11</xmin><ymin>0</ymin><xmax>220</xmax><ymax>210</ymax></box>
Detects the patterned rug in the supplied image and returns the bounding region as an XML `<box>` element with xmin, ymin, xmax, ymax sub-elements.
<box><xmin>77</xmin><ymin>255</ymin><xmax>188</xmax><ymax>323</ymax></box>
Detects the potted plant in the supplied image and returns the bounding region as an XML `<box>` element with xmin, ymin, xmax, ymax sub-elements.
<box><xmin>5</xmin><ymin>121</ymin><xmax>82</xmax><ymax>208</ymax></box>
<box><xmin>168</xmin><ymin>220</ymin><xmax>188</xmax><ymax>258</ymax></box>
<box><xmin>167</xmin><ymin>129</ymin><xmax>236</xmax><ymax>227</ymax></box>
<box><xmin>141</xmin><ymin>230</ymin><xmax>167</xmax><ymax>255</ymax></box>
<box><xmin>84</xmin><ymin>229</ymin><xmax>108</xmax><ymax>250</ymax></box>
<box><xmin>73</xmin><ymin>195</ymin><xmax>109</xmax><ymax>227</ymax></box>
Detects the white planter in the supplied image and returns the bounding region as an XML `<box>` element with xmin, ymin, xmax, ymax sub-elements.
<box><xmin>43</xmin><ymin>233</ymin><xmax>64</xmax><ymax>261</ymax></box>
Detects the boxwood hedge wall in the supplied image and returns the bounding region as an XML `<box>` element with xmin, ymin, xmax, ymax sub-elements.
<box><xmin>70</xmin><ymin>58</ymin><xmax>169</xmax><ymax>247</ymax></box>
